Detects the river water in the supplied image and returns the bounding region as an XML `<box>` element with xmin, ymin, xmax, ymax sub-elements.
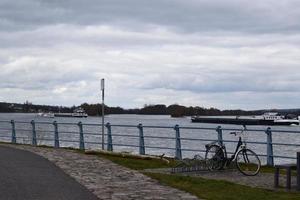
<box><xmin>0</xmin><ymin>113</ymin><xmax>300</xmax><ymax>164</ymax></box>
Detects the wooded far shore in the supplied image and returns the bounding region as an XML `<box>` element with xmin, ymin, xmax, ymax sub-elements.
<box><xmin>1</xmin><ymin>101</ymin><xmax>299</xmax><ymax>117</ymax></box>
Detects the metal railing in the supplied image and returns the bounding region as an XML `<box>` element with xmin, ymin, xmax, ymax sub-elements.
<box><xmin>1</xmin><ymin>119</ymin><xmax>300</xmax><ymax>166</ymax></box>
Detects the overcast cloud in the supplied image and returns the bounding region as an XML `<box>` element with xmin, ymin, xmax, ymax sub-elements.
<box><xmin>1</xmin><ymin>0</ymin><xmax>300</xmax><ymax>109</ymax></box>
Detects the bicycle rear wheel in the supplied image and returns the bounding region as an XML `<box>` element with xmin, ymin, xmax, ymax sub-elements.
<box><xmin>205</xmin><ymin>145</ymin><xmax>224</xmax><ymax>171</ymax></box>
<box><xmin>236</xmin><ymin>149</ymin><xmax>261</xmax><ymax>176</ymax></box>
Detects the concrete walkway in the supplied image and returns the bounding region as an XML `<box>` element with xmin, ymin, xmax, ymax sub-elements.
<box><xmin>1</xmin><ymin>144</ymin><xmax>199</xmax><ymax>200</ymax></box>
<box><xmin>0</xmin><ymin>145</ymin><xmax>98</xmax><ymax>200</ymax></box>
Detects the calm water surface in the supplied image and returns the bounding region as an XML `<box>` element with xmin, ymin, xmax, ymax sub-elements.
<box><xmin>0</xmin><ymin>113</ymin><xmax>300</xmax><ymax>164</ymax></box>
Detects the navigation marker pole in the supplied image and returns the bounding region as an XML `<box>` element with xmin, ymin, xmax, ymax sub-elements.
<box><xmin>101</xmin><ymin>78</ymin><xmax>105</xmax><ymax>150</ymax></box>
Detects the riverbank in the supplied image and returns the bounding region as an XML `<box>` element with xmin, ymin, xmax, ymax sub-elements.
<box><xmin>2</xmin><ymin>143</ymin><xmax>300</xmax><ymax>199</ymax></box>
<box><xmin>1</xmin><ymin>144</ymin><xmax>198</xmax><ymax>200</ymax></box>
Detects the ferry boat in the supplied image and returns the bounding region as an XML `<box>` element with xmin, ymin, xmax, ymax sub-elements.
<box><xmin>54</xmin><ymin>107</ymin><xmax>88</xmax><ymax>118</ymax></box>
<box><xmin>191</xmin><ymin>112</ymin><xmax>299</xmax><ymax>126</ymax></box>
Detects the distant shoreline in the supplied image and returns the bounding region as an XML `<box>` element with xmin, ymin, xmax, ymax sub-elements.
<box><xmin>1</xmin><ymin>101</ymin><xmax>300</xmax><ymax>117</ymax></box>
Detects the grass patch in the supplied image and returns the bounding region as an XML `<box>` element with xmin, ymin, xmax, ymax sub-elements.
<box><xmin>145</xmin><ymin>173</ymin><xmax>300</xmax><ymax>200</ymax></box>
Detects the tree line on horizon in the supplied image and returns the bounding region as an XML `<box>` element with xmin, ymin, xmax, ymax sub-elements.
<box><xmin>2</xmin><ymin>101</ymin><xmax>299</xmax><ymax>117</ymax></box>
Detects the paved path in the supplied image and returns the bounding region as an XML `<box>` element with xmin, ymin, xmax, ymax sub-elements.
<box><xmin>1</xmin><ymin>144</ymin><xmax>199</xmax><ymax>200</ymax></box>
<box><xmin>0</xmin><ymin>146</ymin><xmax>98</xmax><ymax>200</ymax></box>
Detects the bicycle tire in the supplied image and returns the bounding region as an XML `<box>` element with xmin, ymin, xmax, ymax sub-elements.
<box><xmin>205</xmin><ymin>144</ymin><xmax>225</xmax><ymax>171</ymax></box>
<box><xmin>235</xmin><ymin>148</ymin><xmax>261</xmax><ymax>176</ymax></box>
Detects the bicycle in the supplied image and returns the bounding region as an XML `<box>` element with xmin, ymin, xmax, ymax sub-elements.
<box><xmin>205</xmin><ymin>126</ymin><xmax>261</xmax><ymax>176</ymax></box>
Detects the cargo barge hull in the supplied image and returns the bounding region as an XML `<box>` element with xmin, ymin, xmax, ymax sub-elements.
<box><xmin>191</xmin><ymin>117</ymin><xmax>299</xmax><ymax>126</ymax></box>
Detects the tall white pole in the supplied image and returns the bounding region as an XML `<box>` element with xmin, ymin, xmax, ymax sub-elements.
<box><xmin>101</xmin><ymin>78</ymin><xmax>105</xmax><ymax>150</ymax></box>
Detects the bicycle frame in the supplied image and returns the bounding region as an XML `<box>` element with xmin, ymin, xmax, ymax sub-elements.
<box><xmin>222</xmin><ymin>136</ymin><xmax>245</xmax><ymax>166</ymax></box>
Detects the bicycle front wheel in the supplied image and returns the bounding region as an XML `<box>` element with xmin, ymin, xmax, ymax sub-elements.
<box><xmin>236</xmin><ymin>149</ymin><xmax>261</xmax><ymax>176</ymax></box>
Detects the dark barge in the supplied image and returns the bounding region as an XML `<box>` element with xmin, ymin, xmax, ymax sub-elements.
<box><xmin>191</xmin><ymin>116</ymin><xmax>299</xmax><ymax>126</ymax></box>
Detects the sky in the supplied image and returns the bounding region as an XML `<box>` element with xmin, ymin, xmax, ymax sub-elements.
<box><xmin>0</xmin><ymin>0</ymin><xmax>300</xmax><ymax>110</ymax></box>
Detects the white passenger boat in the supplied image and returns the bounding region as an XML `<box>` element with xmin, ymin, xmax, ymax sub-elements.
<box><xmin>37</xmin><ymin>112</ymin><xmax>55</xmax><ymax>118</ymax></box>
<box><xmin>54</xmin><ymin>107</ymin><xmax>88</xmax><ymax>118</ymax></box>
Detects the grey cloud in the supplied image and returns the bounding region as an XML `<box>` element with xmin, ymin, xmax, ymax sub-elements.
<box><xmin>1</xmin><ymin>0</ymin><xmax>300</xmax><ymax>34</ymax></box>
<box><xmin>1</xmin><ymin>0</ymin><xmax>300</xmax><ymax>109</ymax></box>
<box><xmin>0</xmin><ymin>56</ymin><xmax>94</xmax><ymax>91</ymax></box>
<box><xmin>138</xmin><ymin>69</ymin><xmax>300</xmax><ymax>93</ymax></box>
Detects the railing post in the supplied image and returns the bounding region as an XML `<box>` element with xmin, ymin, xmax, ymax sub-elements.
<box><xmin>10</xmin><ymin>120</ymin><xmax>16</xmax><ymax>144</ymax></box>
<box><xmin>31</xmin><ymin>120</ymin><xmax>37</xmax><ymax>146</ymax></box>
<box><xmin>30</xmin><ymin>120</ymin><xmax>37</xmax><ymax>146</ymax></box>
<box><xmin>78</xmin><ymin>122</ymin><xmax>85</xmax><ymax>150</ymax></box>
<box><xmin>53</xmin><ymin>121</ymin><xmax>59</xmax><ymax>148</ymax></box>
<box><xmin>216</xmin><ymin>126</ymin><xmax>223</xmax><ymax>146</ymax></box>
<box><xmin>174</xmin><ymin>124</ymin><xmax>182</xmax><ymax>160</ymax></box>
<box><xmin>266</xmin><ymin>127</ymin><xmax>274</xmax><ymax>166</ymax></box>
<box><xmin>106</xmin><ymin>123</ymin><xmax>113</xmax><ymax>151</ymax></box>
<box><xmin>138</xmin><ymin>123</ymin><xmax>145</xmax><ymax>155</ymax></box>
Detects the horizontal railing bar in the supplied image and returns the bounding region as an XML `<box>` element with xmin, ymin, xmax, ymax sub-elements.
<box><xmin>3</xmin><ymin>120</ymin><xmax>300</xmax><ymax>133</ymax></box>
<box><xmin>16</xmin><ymin>136</ymin><xmax>30</xmax><ymax>139</ymax></box>
<box><xmin>144</xmin><ymin>145</ymin><xmax>175</xmax><ymax>150</ymax></box>
<box><xmin>268</xmin><ymin>130</ymin><xmax>300</xmax><ymax>134</ymax></box>
<box><xmin>13</xmin><ymin>121</ymin><xmax>33</xmax><ymax>124</ymax></box>
<box><xmin>245</xmin><ymin>141</ymin><xmax>267</xmax><ymax>145</ymax></box>
<box><xmin>110</xmin><ymin>124</ymin><xmax>138</xmax><ymax>128</ymax></box>
<box><xmin>57</xmin><ymin>131</ymin><xmax>79</xmax><ymax>134</ymax></box>
<box><xmin>109</xmin><ymin>133</ymin><xmax>139</xmax><ymax>138</ymax></box>
<box><xmin>220</xmin><ymin>128</ymin><xmax>300</xmax><ymax>134</ymax></box>
<box><xmin>253</xmin><ymin>154</ymin><xmax>267</xmax><ymax>157</ymax></box>
<box><xmin>38</xmin><ymin>137</ymin><xmax>54</xmax><ymax>140</ymax></box>
<box><xmin>38</xmin><ymin>138</ymin><xmax>54</xmax><ymax>141</ymax></box>
<box><xmin>180</xmin><ymin>138</ymin><xmax>216</xmax><ymax>142</ymax></box>
<box><xmin>59</xmin><ymin>139</ymin><xmax>78</xmax><ymax>143</ymax></box>
<box><xmin>143</xmin><ymin>135</ymin><xmax>175</xmax><ymax>140</ymax></box>
<box><xmin>15</xmin><ymin>129</ymin><xmax>31</xmax><ymax>132</ymax></box>
<box><xmin>83</xmin><ymin>132</ymin><xmax>102</xmax><ymax>136</ymax></box>
<box><xmin>181</xmin><ymin>149</ymin><xmax>206</xmax><ymax>152</ymax></box>
<box><xmin>56</xmin><ymin>122</ymin><xmax>80</xmax><ymax>125</ymax></box>
<box><xmin>180</xmin><ymin>126</ymin><xmax>220</xmax><ymax>130</ymax></box>
<box><xmin>34</xmin><ymin>121</ymin><xmax>54</xmax><ymax>125</ymax></box>
<box><xmin>272</xmin><ymin>142</ymin><xmax>300</xmax><ymax>147</ymax></box>
<box><xmin>85</xmin><ymin>141</ymin><xmax>102</xmax><ymax>145</ymax></box>
<box><xmin>272</xmin><ymin>155</ymin><xmax>296</xmax><ymax>159</ymax></box>
<box><xmin>35</xmin><ymin>130</ymin><xmax>54</xmax><ymax>133</ymax></box>
<box><xmin>110</xmin><ymin>143</ymin><xmax>139</xmax><ymax>148</ymax></box>
<box><xmin>80</xmin><ymin>123</ymin><xmax>103</xmax><ymax>126</ymax></box>
<box><xmin>83</xmin><ymin>133</ymin><xmax>102</xmax><ymax>138</ymax></box>
<box><xmin>142</xmin><ymin>125</ymin><xmax>174</xmax><ymax>129</ymax></box>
